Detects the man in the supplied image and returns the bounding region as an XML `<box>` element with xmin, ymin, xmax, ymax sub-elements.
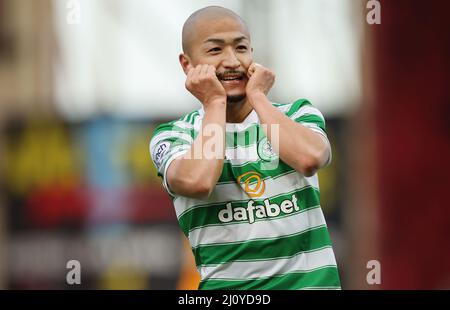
<box><xmin>150</xmin><ymin>6</ymin><xmax>341</xmax><ymax>290</ymax></box>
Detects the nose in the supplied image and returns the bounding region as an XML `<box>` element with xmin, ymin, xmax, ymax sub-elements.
<box><xmin>221</xmin><ymin>47</ymin><xmax>240</xmax><ymax>69</ymax></box>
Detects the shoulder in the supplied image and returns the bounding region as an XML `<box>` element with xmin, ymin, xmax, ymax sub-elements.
<box><xmin>149</xmin><ymin>108</ymin><xmax>202</xmax><ymax>173</ymax></box>
<box><xmin>151</xmin><ymin>108</ymin><xmax>203</xmax><ymax>142</ymax></box>
<box><xmin>274</xmin><ymin>99</ymin><xmax>326</xmax><ymax>133</ymax></box>
<box><xmin>272</xmin><ymin>99</ymin><xmax>314</xmax><ymax>116</ymax></box>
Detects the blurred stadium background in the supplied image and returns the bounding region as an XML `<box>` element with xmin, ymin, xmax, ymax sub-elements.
<box><xmin>0</xmin><ymin>0</ymin><xmax>449</xmax><ymax>289</ymax></box>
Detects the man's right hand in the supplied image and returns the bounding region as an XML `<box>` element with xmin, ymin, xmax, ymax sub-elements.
<box><xmin>168</xmin><ymin>64</ymin><xmax>226</xmax><ymax>199</ymax></box>
<box><xmin>185</xmin><ymin>64</ymin><xmax>226</xmax><ymax>106</ymax></box>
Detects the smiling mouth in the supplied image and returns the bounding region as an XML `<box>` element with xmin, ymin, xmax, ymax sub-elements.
<box><xmin>217</xmin><ymin>72</ymin><xmax>245</xmax><ymax>82</ymax></box>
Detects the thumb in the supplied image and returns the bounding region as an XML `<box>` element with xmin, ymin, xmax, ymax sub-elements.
<box><xmin>247</xmin><ymin>62</ymin><xmax>261</xmax><ymax>78</ymax></box>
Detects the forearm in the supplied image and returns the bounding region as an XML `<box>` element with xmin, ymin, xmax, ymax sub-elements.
<box><xmin>169</xmin><ymin>101</ymin><xmax>226</xmax><ymax>197</ymax></box>
<box><xmin>248</xmin><ymin>92</ymin><xmax>330</xmax><ymax>176</ymax></box>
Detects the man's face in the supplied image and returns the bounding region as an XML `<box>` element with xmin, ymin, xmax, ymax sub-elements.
<box><xmin>184</xmin><ymin>17</ymin><xmax>253</xmax><ymax>102</ymax></box>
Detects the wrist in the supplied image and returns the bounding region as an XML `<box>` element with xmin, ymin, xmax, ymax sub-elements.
<box><xmin>205</xmin><ymin>95</ymin><xmax>226</xmax><ymax>106</ymax></box>
<box><xmin>247</xmin><ymin>91</ymin><xmax>267</xmax><ymax>105</ymax></box>
<box><xmin>204</xmin><ymin>98</ymin><xmax>226</xmax><ymax>113</ymax></box>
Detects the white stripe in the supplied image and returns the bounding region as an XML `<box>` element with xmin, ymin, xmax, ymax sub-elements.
<box><xmin>164</xmin><ymin>144</ymin><xmax>191</xmax><ymax>159</ymax></box>
<box><xmin>174</xmin><ymin>171</ymin><xmax>319</xmax><ymax>218</ymax></box>
<box><xmin>190</xmin><ymin>109</ymin><xmax>204</xmax><ymax>131</ymax></box>
<box><xmin>189</xmin><ymin>207</ymin><xmax>326</xmax><ymax>248</ymax></box>
<box><xmin>199</xmin><ymin>247</ymin><xmax>337</xmax><ymax>280</ymax></box>
<box><xmin>181</xmin><ymin>110</ymin><xmax>204</xmax><ymax>132</ymax></box>
<box><xmin>275</xmin><ymin>103</ymin><xmax>293</xmax><ymax>113</ymax></box>
<box><xmin>225</xmin><ymin>110</ymin><xmax>259</xmax><ymax>132</ymax></box>
<box><xmin>150</xmin><ymin>131</ymin><xmax>193</xmax><ymax>149</ymax></box>
<box><xmin>225</xmin><ymin>123</ymin><xmax>258</xmax><ymax>133</ymax></box>
<box><xmin>192</xmin><ymin>114</ymin><xmax>203</xmax><ymax>132</ymax></box>
<box><xmin>290</xmin><ymin>105</ymin><xmax>325</xmax><ymax>121</ymax></box>
<box><xmin>225</xmin><ymin>144</ymin><xmax>258</xmax><ymax>162</ymax></box>
<box><xmin>174</xmin><ymin>113</ymin><xmax>204</xmax><ymax>132</ymax></box>
<box><xmin>225</xmin><ymin>122</ymin><xmax>258</xmax><ymax>133</ymax></box>
<box><xmin>173</xmin><ymin>120</ymin><xmax>194</xmax><ymax>129</ymax></box>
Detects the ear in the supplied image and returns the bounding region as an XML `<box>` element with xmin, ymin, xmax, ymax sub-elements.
<box><xmin>179</xmin><ymin>53</ymin><xmax>193</xmax><ymax>75</ymax></box>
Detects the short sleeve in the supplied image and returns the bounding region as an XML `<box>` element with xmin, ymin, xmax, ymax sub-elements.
<box><xmin>285</xmin><ymin>99</ymin><xmax>332</xmax><ymax>166</ymax></box>
<box><xmin>149</xmin><ymin>121</ymin><xmax>194</xmax><ymax>196</ymax></box>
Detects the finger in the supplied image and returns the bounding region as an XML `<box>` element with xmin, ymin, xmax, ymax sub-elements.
<box><xmin>251</xmin><ymin>63</ymin><xmax>263</xmax><ymax>74</ymax></box>
<box><xmin>194</xmin><ymin>64</ymin><xmax>203</xmax><ymax>79</ymax></box>
<box><xmin>190</xmin><ymin>65</ymin><xmax>202</xmax><ymax>83</ymax></box>
<box><xmin>207</xmin><ymin>65</ymin><xmax>217</xmax><ymax>79</ymax></box>
<box><xmin>247</xmin><ymin>63</ymin><xmax>256</xmax><ymax>78</ymax></box>
<box><xmin>200</xmin><ymin>64</ymin><xmax>209</xmax><ymax>77</ymax></box>
<box><xmin>195</xmin><ymin>64</ymin><xmax>203</xmax><ymax>74</ymax></box>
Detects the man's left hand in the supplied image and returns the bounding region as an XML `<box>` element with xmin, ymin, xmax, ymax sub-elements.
<box><xmin>246</xmin><ymin>63</ymin><xmax>275</xmax><ymax>98</ymax></box>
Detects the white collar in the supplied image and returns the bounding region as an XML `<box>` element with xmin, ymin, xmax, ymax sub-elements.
<box><xmin>199</xmin><ymin>106</ymin><xmax>259</xmax><ymax>126</ymax></box>
<box><xmin>226</xmin><ymin>109</ymin><xmax>258</xmax><ymax>132</ymax></box>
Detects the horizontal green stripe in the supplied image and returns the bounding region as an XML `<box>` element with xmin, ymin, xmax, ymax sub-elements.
<box><xmin>199</xmin><ymin>265</ymin><xmax>340</xmax><ymax>290</ymax></box>
<box><xmin>178</xmin><ymin>186</ymin><xmax>320</xmax><ymax>235</ymax></box>
<box><xmin>295</xmin><ymin>114</ymin><xmax>326</xmax><ymax>132</ymax></box>
<box><xmin>194</xmin><ymin>226</ymin><xmax>331</xmax><ymax>266</ymax></box>
<box><xmin>152</xmin><ymin>121</ymin><xmax>179</xmax><ymax>137</ymax></box>
<box><xmin>286</xmin><ymin>99</ymin><xmax>312</xmax><ymax>118</ymax></box>
<box><xmin>152</xmin><ymin>124</ymin><xmax>196</xmax><ymax>141</ymax></box>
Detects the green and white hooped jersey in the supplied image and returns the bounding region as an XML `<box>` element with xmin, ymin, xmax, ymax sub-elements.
<box><xmin>150</xmin><ymin>99</ymin><xmax>341</xmax><ymax>290</ymax></box>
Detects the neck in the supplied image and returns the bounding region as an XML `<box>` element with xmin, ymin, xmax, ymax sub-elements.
<box><xmin>226</xmin><ymin>98</ymin><xmax>253</xmax><ymax>123</ymax></box>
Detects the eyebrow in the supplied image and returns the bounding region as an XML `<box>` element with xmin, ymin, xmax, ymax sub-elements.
<box><xmin>203</xmin><ymin>36</ymin><xmax>248</xmax><ymax>44</ymax></box>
